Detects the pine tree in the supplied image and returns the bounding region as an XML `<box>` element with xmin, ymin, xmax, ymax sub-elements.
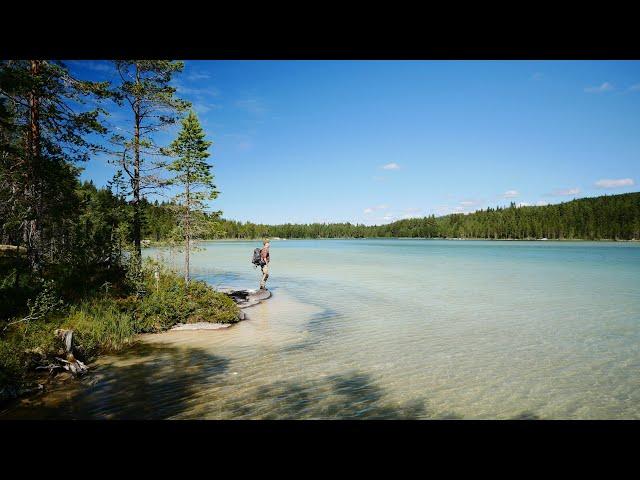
<box><xmin>166</xmin><ymin>111</ymin><xmax>218</xmax><ymax>284</ymax></box>
<box><xmin>108</xmin><ymin>60</ymin><xmax>189</xmax><ymax>266</ymax></box>
<box><xmin>0</xmin><ymin>60</ymin><xmax>109</xmax><ymax>271</ymax></box>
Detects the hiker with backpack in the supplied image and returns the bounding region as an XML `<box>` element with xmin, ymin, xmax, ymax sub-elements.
<box><xmin>252</xmin><ymin>240</ymin><xmax>270</xmax><ymax>290</ymax></box>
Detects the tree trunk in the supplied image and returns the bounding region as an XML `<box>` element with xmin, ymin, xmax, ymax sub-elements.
<box><xmin>26</xmin><ymin>60</ymin><xmax>42</xmax><ymax>272</ymax></box>
<box><xmin>132</xmin><ymin>64</ymin><xmax>142</xmax><ymax>265</ymax></box>
<box><xmin>184</xmin><ymin>181</ymin><xmax>190</xmax><ymax>284</ymax></box>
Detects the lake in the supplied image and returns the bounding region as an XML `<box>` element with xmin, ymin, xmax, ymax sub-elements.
<box><xmin>3</xmin><ymin>239</ymin><xmax>640</xmax><ymax>419</ymax></box>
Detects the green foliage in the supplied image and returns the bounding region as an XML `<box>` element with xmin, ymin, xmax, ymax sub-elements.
<box><xmin>107</xmin><ymin>60</ymin><xmax>191</xmax><ymax>258</ymax></box>
<box><xmin>142</xmin><ymin>192</ymin><xmax>638</xmax><ymax>241</ymax></box>
<box><xmin>133</xmin><ymin>263</ymin><xmax>238</xmax><ymax>332</ymax></box>
<box><xmin>0</xmin><ymin>264</ymin><xmax>240</xmax><ymax>399</ymax></box>
<box><xmin>0</xmin><ymin>60</ymin><xmax>111</xmax><ymax>272</ymax></box>
<box><xmin>63</xmin><ymin>300</ymin><xmax>136</xmax><ymax>358</ymax></box>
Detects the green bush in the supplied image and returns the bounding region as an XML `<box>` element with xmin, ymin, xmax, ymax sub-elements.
<box><xmin>1</xmin><ymin>261</ymin><xmax>240</xmax><ymax>398</ymax></box>
<box><xmin>134</xmin><ymin>269</ymin><xmax>239</xmax><ymax>332</ymax></box>
<box><xmin>63</xmin><ymin>299</ymin><xmax>136</xmax><ymax>359</ymax></box>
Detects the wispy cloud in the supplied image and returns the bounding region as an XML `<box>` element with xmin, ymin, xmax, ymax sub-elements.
<box><xmin>503</xmin><ymin>189</ymin><xmax>519</xmax><ymax>198</ymax></box>
<box><xmin>381</xmin><ymin>162</ymin><xmax>400</xmax><ymax>170</ymax></box>
<box><xmin>223</xmin><ymin>133</ymin><xmax>253</xmax><ymax>152</ymax></box>
<box><xmin>363</xmin><ymin>204</ymin><xmax>388</xmax><ymax>214</ymax></box>
<box><xmin>584</xmin><ymin>82</ymin><xmax>614</xmax><ymax>93</ymax></box>
<box><xmin>186</xmin><ymin>71</ymin><xmax>211</xmax><ymax>81</ymax></box>
<box><xmin>629</xmin><ymin>84</ymin><xmax>640</xmax><ymax>92</ymax></box>
<box><xmin>517</xmin><ymin>202</ymin><xmax>530</xmax><ymax>207</ymax></box>
<box><xmin>532</xmin><ymin>72</ymin><xmax>544</xmax><ymax>80</ymax></box>
<box><xmin>192</xmin><ymin>102</ymin><xmax>221</xmax><ymax>115</ymax></box>
<box><xmin>236</xmin><ymin>98</ymin><xmax>267</xmax><ymax>115</ymax></box>
<box><xmin>551</xmin><ymin>187</ymin><xmax>581</xmax><ymax>196</ymax></box>
<box><xmin>173</xmin><ymin>81</ymin><xmax>220</xmax><ymax>97</ymax></box>
<box><xmin>536</xmin><ymin>200</ymin><xmax>549</xmax><ymax>206</ymax></box>
<box><xmin>594</xmin><ymin>178</ymin><xmax>635</xmax><ymax>188</ymax></box>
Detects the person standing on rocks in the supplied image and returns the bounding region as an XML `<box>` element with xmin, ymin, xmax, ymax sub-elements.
<box><xmin>259</xmin><ymin>239</ymin><xmax>270</xmax><ymax>290</ymax></box>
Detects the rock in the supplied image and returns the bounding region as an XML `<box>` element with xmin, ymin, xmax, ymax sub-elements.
<box><xmin>170</xmin><ymin>322</ymin><xmax>233</xmax><ymax>331</ymax></box>
<box><xmin>220</xmin><ymin>288</ymin><xmax>271</xmax><ymax>309</ymax></box>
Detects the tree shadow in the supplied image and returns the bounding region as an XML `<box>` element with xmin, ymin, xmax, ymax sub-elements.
<box><xmin>1</xmin><ymin>342</ymin><xmax>229</xmax><ymax>420</ymax></box>
<box><xmin>227</xmin><ymin>370</ymin><xmax>460</xmax><ymax>419</ymax></box>
<box><xmin>280</xmin><ymin>306</ymin><xmax>342</xmax><ymax>354</ymax></box>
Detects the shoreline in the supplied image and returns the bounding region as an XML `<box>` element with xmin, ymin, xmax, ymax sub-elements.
<box><xmin>0</xmin><ymin>285</ymin><xmax>272</xmax><ymax>409</ymax></box>
<box><xmin>146</xmin><ymin>237</ymin><xmax>640</xmax><ymax>247</ymax></box>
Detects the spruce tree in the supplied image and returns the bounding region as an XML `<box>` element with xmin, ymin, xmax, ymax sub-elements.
<box><xmin>166</xmin><ymin>110</ymin><xmax>218</xmax><ymax>284</ymax></box>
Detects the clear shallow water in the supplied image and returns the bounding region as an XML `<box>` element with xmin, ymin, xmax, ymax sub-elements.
<box><xmin>3</xmin><ymin>239</ymin><xmax>640</xmax><ymax>419</ymax></box>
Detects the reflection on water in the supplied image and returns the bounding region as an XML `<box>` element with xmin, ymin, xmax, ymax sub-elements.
<box><xmin>2</xmin><ymin>239</ymin><xmax>640</xmax><ymax>419</ymax></box>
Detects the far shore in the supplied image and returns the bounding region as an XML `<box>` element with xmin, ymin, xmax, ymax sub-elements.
<box><xmin>144</xmin><ymin>237</ymin><xmax>640</xmax><ymax>247</ymax></box>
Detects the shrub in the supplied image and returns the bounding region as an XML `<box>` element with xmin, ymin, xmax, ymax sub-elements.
<box><xmin>63</xmin><ymin>299</ymin><xmax>136</xmax><ymax>359</ymax></box>
<box><xmin>133</xmin><ymin>268</ymin><xmax>239</xmax><ymax>331</ymax></box>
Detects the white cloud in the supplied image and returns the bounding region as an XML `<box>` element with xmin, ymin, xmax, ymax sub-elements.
<box><xmin>517</xmin><ymin>202</ymin><xmax>530</xmax><ymax>207</ymax></box>
<box><xmin>594</xmin><ymin>178</ymin><xmax>635</xmax><ymax>188</ymax></box>
<box><xmin>459</xmin><ymin>201</ymin><xmax>475</xmax><ymax>206</ymax></box>
<box><xmin>629</xmin><ymin>84</ymin><xmax>640</xmax><ymax>92</ymax></box>
<box><xmin>551</xmin><ymin>187</ymin><xmax>581</xmax><ymax>196</ymax></box>
<box><xmin>363</xmin><ymin>208</ymin><xmax>373</xmax><ymax>214</ymax></box>
<box><xmin>382</xmin><ymin>162</ymin><xmax>400</xmax><ymax>170</ymax></box>
<box><xmin>536</xmin><ymin>200</ymin><xmax>549</xmax><ymax>206</ymax></box>
<box><xmin>503</xmin><ymin>190</ymin><xmax>519</xmax><ymax>198</ymax></box>
<box><xmin>532</xmin><ymin>72</ymin><xmax>544</xmax><ymax>80</ymax></box>
<box><xmin>584</xmin><ymin>82</ymin><xmax>614</xmax><ymax>93</ymax></box>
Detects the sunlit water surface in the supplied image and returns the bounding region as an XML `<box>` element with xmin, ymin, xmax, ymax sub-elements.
<box><xmin>3</xmin><ymin>239</ymin><xmax>640</xmax><ymax>419</ymax></box>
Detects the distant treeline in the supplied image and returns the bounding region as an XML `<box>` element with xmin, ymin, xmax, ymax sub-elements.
<box><xmin>142</xmin><ymin>192</ymin><xmax>640</xmax><ymax>241</ymax></box>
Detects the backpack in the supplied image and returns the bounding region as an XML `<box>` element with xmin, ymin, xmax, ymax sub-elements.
<box><xmin>251</xmin><ymin>247</ymin><xmax>262</xmax><ymax>266</ymax></box>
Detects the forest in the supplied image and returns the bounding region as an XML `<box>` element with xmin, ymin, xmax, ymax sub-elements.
<box><xmin>0</xmin><ymin>60</ymin><xmax>236</xmax><ymax>401</ymax></box>
<box><xmin>142</xmin><ymin>192</ymin><xmax>640</xmax><ymax>242</ymax></box>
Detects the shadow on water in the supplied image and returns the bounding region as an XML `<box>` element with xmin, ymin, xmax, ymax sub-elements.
<box><xmin>2</xmin><ymin>341</ymin><xmax>539</xmax><ymax>420</ymax></box>
<box><xmin>280</xmin><ymin>306</ymin><xmax>343</xmax><ymax>354</ymax></box>
<box><xmin>226</xmin><ymin>370</ymin><xmax>461</xmax><ymax>419</ymax></box>
<box><xmin>1</xmin><ymin>342</ymin><xmax>230</xmax><ymax>420</ymax></box>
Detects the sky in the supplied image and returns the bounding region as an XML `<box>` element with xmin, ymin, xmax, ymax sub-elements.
<box><xmin>69</xmin><ymin>60</ymin><xmax>640</xmax><ymax>225</ymax></box>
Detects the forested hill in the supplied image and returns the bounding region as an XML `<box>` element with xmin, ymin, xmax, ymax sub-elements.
<box><xmin>143</xmin><ymin>192</ymin><xmax>640</xmax><ymax>241</ymax></box>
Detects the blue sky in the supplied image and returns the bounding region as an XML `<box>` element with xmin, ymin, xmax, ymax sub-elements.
<box><xmin>69</xmin><ymin>60</ymin><xmax>640</xmax><ymax>225</ymax></box>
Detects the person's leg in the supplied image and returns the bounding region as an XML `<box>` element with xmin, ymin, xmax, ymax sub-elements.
<box><xmin>260</xmin><ymin>264</ymin><xmax>269</xmax><ymax>289</ymax></box>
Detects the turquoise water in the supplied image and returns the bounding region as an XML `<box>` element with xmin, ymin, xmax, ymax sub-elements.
<box><xmin>3</xmin><ymin>239</ymin><xmax>640</xmax><ymax>419</ymax></box>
